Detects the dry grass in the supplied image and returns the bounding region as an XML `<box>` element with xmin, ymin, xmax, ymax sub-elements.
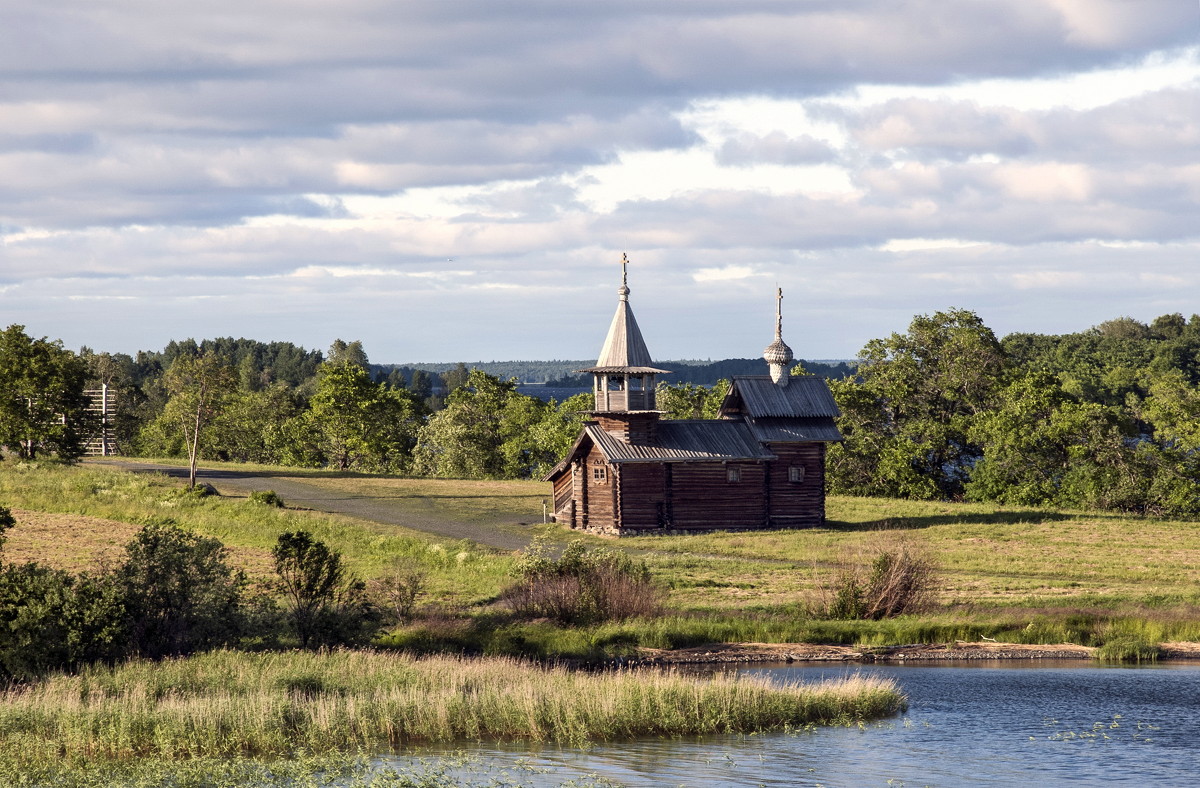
<box><xmin>0</xmin><ymin>650</ymin><xmax>905</xmax><ymax>766</ymax></box>
<box><xmin>5</xmin><ymin>508</ymin><xmax>277</xmax><ymax>578</ymax></box>
<box><xmin>624</xmin><ymin>495</ymin><xmax>1200</xmax><ymax>612</ymax></box>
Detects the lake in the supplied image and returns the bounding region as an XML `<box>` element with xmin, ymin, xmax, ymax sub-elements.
<box><xmin>381</xmin><ymin>661</ymin><xmax>1200</xmax><ymax>787</ymax></box>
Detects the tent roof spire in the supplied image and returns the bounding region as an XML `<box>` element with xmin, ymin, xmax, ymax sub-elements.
<box><xmin>578</xmin><ymin>253</ymin><xmax>670</xmax><ymax>375</ymax></box>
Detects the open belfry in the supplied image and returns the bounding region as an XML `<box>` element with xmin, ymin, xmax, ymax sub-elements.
<box><xmin>545</xmin><ymin>255</ymin><xmax>843</xmax><ymax>535</ymax></box>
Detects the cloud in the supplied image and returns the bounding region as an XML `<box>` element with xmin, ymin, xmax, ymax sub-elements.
<box><xmin>3</xmin><ymin>1</ymin><xmax>1199</xmax><ymax>362</ymax></box>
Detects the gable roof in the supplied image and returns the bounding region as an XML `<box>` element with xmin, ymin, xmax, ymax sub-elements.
<box><xmin>746</xmin><ymin>417</ymin><xmax>844</xmax><ymax>443</ymax></box>
<box><xmin>722</xmin><ymin>375</ymin><xmax>841</xmax><ymax>418</ymax></box>
<box><xmin>544</xmin><ymin>419</ymin><xmax>776</xmax><ymax>480</ymax></box>
<box><xmin>587</xmin><ymin>421</ymin><xmax>775</xmax><ymax>463</ymax></box>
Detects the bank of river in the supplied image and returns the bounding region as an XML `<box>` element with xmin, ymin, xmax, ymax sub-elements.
<box><xmin>636</xmin><ymin>639</ymin><xmax>1200</xmax><ymax>664</ymax></box>
<box><xmin>390</xmin><ymin>660</ymin><xmax>1200</xmax><ymax>786</ymax></box>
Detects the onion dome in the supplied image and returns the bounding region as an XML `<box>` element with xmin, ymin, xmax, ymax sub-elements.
<box><xmin>764</xmin><ymin>287</ymin><xmax>793</xmax><ymax>386</ymax></box>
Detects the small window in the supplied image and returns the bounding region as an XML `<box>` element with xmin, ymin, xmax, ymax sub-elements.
<box><xmin>592</xmin><ymin>465</ymin><xmax>608</xmax><ymax>484</ymax></box>
<box><xmin>726</xmin><ymin>466</ymin><xmax>742</xmax><ymax>483</ymax></box>
<box><xmin>789</xmin><ymin>466</ymin><xmax>805</xmax><ymax>483</ymax></box>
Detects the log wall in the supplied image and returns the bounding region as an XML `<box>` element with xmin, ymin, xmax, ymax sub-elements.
<box><xmin>614</xmin><ymin>463</ymin><xmax>667</xmax><ymax>529</ymax></box>
<box><xmin>667</xmin><ymin>462</ymin><xmax>768</xmax><ymax>530</ymax></box>
<box><xmin>583</xmin><ymin>445</ymin><xmax>616</xmax><ymax>532</ymax></box>
<box><xmin>765</xmin><ymin>442</ymin><xmax>826</xmax><ymax>527</ymax></box>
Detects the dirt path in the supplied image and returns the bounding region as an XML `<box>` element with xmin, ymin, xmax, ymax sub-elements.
<box><xmin>87</xmin><ymin>460</ymin><xmax>534</xmax><ymax>552</ymax></box>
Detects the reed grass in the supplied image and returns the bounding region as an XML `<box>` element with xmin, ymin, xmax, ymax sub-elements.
<box><xmin>0</xmin><ymin>649</ymin><xmax>904</xmax><ymax>768</ymax></box>
<box><xmin>0</xmin><ymin>751</ymin><xmax>524</xmax><ymax>788</ymax></box>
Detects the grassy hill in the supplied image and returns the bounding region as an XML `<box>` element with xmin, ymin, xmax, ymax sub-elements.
<box><xmin>3</xmin><ymin>460</ymin><xmax>1198</xmax><ymax>656</ymax></box>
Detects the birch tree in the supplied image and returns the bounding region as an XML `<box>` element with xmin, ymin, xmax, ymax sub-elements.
<box><xmin>163</xmin><ymin>354</ymin><xmax>235</xmax><ymax>488</ymax></box>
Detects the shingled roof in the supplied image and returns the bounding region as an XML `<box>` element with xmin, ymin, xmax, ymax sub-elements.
<box><xmin>722</xmin><ymin>375</ymin><xmax>841</xmax><ymax>418</ymax></box>
<box><xmin>576</xmin><ymin>258</ymin><xmax>670</xmax><ymax>375</ymax></box>
<box><xmin>586</xmin><ymin>421</ymin><xmax>774</xmax><ymax>463</ymax></box>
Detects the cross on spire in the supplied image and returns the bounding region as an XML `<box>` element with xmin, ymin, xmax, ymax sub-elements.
<box><xmin>775</xmin><ymin>286</ymin><xmax>784</xmax><ymax>339</ymax></box>
<box><xmin>618</xmin><ymin>252</ymin><xmax>631</xmax><ymax>301</ymax></box>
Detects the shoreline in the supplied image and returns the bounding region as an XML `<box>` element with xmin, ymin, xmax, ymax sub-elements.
<box><xmin>636</xmin><ymin>640</ymin><xmax>1200</xmax><ymax>665</ymax></box>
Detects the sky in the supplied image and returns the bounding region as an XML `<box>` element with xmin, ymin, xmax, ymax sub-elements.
<box><xmin>2</xmin><ymin>1</ymin><xmax>1200</xmax><ymax>364</ymax></box>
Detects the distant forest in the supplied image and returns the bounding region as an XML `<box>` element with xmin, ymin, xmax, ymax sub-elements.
<box><xmin>381</xmin><ymin>358</ymin><xmax>856</xmax><ymax>388</ymax></box>
<box><xmin>6</xmin><ymin>309</ymin><xmax>1200</xmax><ymax>517</ymax></box>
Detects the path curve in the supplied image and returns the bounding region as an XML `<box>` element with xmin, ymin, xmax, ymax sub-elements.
<box><xmin>86</xmin><ymin>460</ymin><xmax>534</xmax><ymax>552</ymax></box>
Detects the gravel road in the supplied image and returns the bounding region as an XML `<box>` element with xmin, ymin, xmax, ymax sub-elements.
<box><xmin>88</xmin><ymin>460</ymin><xmax>535</xmax><ymax>552</ymax></box>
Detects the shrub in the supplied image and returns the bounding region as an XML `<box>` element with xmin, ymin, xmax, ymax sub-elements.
<box><xmin>502</xmin><ymin>540</ymin><xmax>663</xmax><ymax>625</ymax></box>
<box><xmin>247</xmin><ymin>490</ymin><xmax>284</xmax><ymax>507</ymax></box>
<box><xmin>0</xmin><ymin>563</ymin><xmax>125</xmax><ymax>680</ymax></box>
<box><xmin>273</xmin><ymin>531</ymin><xmax>381</xmax><ymax>648</ymax></box>
<box><xmin>368</xmin><ymin>558</ymin><xmax>426</xmax><ymax>624</ymax></box>
<box><xmin>118</xmin><ymin>524</ymin><xmax>247</xmax><ymax>658</ymax></box>
<box><xmin>821</xmin><ymin>540</ymin><xmax>937</xmax><ymax>620</ymax></box>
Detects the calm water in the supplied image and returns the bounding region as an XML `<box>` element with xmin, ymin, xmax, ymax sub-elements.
<box><xmin>383</xmin><ymin>662</ymin><xmax>1200</xmax><ymax>787</ymax></box>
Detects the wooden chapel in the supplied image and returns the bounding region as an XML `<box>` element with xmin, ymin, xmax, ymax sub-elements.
<box><xmin>544</xmin><ymin>256</ymin><xmax>842</xmax><ymax>535</ymax></box>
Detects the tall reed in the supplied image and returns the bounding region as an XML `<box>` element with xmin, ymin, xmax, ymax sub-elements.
<box><xmin>0</xmin><ymin>650</ymin><xmax>904</xmax><ymax>766</ymax></box>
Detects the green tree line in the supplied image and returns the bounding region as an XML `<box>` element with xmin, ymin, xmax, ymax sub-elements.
<box><xmin>828</xmin><ymin>309</ymin><xmax>1200</xmax><ymax>516</ymax></box>
<box><xmin>6</xmin><ymin>312</ymin><xmax>1200</xmax><ymax>516</ymax></box>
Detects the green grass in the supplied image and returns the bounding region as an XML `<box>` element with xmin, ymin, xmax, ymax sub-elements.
<box><xmin>0</xmin><ymin>461</ymin><xmax>514</xmax><ymax>606</ymax></box>
<box><xmin>0</xmin><ymin>649</ymin><xmax>904</xmax><ymax>766</ymax></box>
<box><xmin>7</xmin><ymin>460</ymin><xmax>1200</xmax><ymax>655</ymax></box>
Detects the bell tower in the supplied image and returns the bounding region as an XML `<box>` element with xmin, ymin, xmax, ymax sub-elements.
<box><xmin>577</xmin><ymin>254</ymin><xmax>670</xmax><ymax>442</ymax></box>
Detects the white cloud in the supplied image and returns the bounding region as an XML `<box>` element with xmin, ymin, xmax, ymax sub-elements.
<box><xmin>3</xmin><ymin>1</ymin><xmax>1199</xmax><ymax>361</ymax></box>
<box><xmin>692</xmin><ymin>265</ymin><xmax>758</xmax><ymax>283</ymax></box>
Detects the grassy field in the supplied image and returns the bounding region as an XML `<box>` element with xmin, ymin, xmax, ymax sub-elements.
<box><xmin>4</xmin><ymin>459</ymin><xmax>1200</xmax><ymax>651</ymax></box>
<box><xmin>0</xmin><ymin>461</ymin><xmax>516</xmax><ymax>606</ymax></box>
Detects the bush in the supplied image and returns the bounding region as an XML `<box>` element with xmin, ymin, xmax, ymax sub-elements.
<box><xmin>368</xmin><ymin>558</ymin><xmax>426</xmax><ymax>625</ymax></box>
<box><xmin>247</xmin><ymin>490</ymin><xmax>284</xmax><ymax>507</ymax></box>
<box><xmin>273</xmin><ymin>531</ymin><xmax>381</xmax><ymax>648</ymax></box>
<box><xmin>0</xmin><ymin>563</ymin><xmax>125</xmax><ymax>680</ymax></box>
<box><xmin>502</xmin><ymin>540</ymin><xmax>663</xmax><ymax>625</ymax></box>
<box><xmin>118</xmin><ymin>524</ymin><xmax>247</xmax><ymax>658</ymax></box>
<box><xmin>821</xmin><ymin>540</ymin><xmax>937</xmax><ymax>620</ymax></box>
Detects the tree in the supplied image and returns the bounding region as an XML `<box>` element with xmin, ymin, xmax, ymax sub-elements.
<box><xmin>829</xmin><ymin>309</ymin><xmax>1007</xmax><ymax>499</ymax></box>
<box><xmin>440</xmin><ymin>363</ymin><xmax>470</xmax><ymax>396</ymax></box>
<box><xmin>522</xmin><ymin>392</ymin><xmax>593</xmax><ymax>478</ymax></box>
<box><xmin>207</xmin><ymin>385</ymin><xmax>305</xmax><ymax>464</ymax></box>
<box><xmin>0</xmin><ymin>325</ymin><xmax>89</xmax><ymax>459</ymax></box>
<box><xmin>307</xmin><ymin>362</ymin><xmax>425</xmax><ymax>471</ymax></box>
<box><xmin>326</xmin><ymin>338</ymin><xmax>369</xmax><ymax>369</ymax></box>
<box><xmin>273</xmin><ymin>531</ymin><xmax>377</xmax><ymax>648</ymax></box>
<box><xmin>162</xmin><ymin>354</ymin><xmax>236</xmax><ymax>488</ymax></box>
<box><xmin>118</xmin><ymin>524</ymin><xmax>246</xmax><ymax>659</ymax></box>
<box><xmin>412</xmin><ymin>370</ymin><xmax>554</xmax><ymax>478</ymax></box>
<box><xmin>655</xmin><ymin>380</ymin><xmax>728</xmax><ymax>420</ymax></box>
<box><xmin>410</xmin><ymin>369</ymin><xmax>434</xmax><ymax>401</ymax></box>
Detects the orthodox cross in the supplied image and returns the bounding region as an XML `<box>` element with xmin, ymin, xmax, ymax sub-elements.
<box><xmin>775</xmin><ymin>286</ymin><xmax>784</xmax><ymax>339</ymax></box>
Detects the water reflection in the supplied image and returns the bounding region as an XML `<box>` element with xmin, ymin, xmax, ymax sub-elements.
<box><xmin>380</xmin><ymin>662</ymin><xmax>1200</xmax><ymax>787</ymax></box>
